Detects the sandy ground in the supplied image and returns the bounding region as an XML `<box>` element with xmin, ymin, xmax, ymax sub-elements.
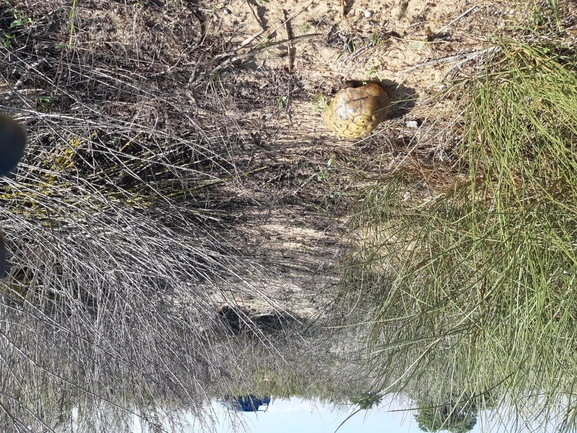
<box><xmin>211</xmin><ymin>0</ymin><xmax>506</xmax><ymax>123</ymax></box>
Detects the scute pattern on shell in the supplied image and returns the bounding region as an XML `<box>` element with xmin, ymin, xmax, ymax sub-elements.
<box><xmin>323</xmin><ymin>83</ymin><xmax>391</xmax><ymax>139</ymax></box>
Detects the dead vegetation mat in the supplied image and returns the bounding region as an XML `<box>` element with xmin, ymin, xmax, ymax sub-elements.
<box><xmin>1</xmin><ymin>0</ymin><xmax>577</xmax><ymax>318</ymax></box>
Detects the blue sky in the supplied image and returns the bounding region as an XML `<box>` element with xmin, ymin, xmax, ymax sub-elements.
<box><xmin>127</xmin><ymin>397</ymin><xmax>540</xmax><ymax>433</ymax></box>
<box><xmin>209</xmin><ymin>397</ymin><xmax>492</xmax><ymax>433</ymax></box>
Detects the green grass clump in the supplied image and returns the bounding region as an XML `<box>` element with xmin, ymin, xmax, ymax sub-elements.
<box><xmin>340</xmin><ymin>39</ymin><xmax>577</xmax><ymax>430</ymax></box>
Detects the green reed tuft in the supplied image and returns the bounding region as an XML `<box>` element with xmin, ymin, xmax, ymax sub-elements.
<box><xmin>339</xmin><ymin>39</ymin><xmax>577</xmax><ymax>431</ymax></box>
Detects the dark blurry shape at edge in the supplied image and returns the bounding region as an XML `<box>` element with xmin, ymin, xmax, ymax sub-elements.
<box><xmin>0</xmin><ymin>113</ymin><xmax>27</xmax><ymax>277</ymax></box>
<box><xmin>0</xmin><ymin>114</ymin><xmax>27</xmax><ymax>176</ymax></box>
<box><xmin>0</xmin><ymin>232</ymin><xmax>5</xmax><ymax>278</ymax></box>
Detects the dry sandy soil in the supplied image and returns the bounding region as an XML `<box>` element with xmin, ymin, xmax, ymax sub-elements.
<box><xmin>212</xmin><ymin>0</ymin><xmax>502</xmax><ymax>133</ymax></box>
<box><xmin>197</xmin><ymin>0</ymin><xmax>515</xmax><ymax>316</ymax></box>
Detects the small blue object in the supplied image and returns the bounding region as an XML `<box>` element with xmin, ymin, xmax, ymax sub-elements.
<box><xmin>217</xmin><ymin>395</ymin><xmax>271</xmax><ymax>412</ymax></box>
<box><xmin>0</xmin><ymin>114</ymin><xmax>27</xmax><ymax>176</ymax></box>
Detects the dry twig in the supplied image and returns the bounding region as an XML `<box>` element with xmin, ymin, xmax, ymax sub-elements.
<box><xmin>282</xmin><ymin>9</ymin><xmax>295</xmax><ymax>73</ymax></box>
<box><xmin>245</xmin><ymin>0</ymin><xmax>265</xmax><ymax>31</ymax></box>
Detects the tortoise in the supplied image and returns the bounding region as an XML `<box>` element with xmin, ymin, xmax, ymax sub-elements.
<box><xmin>323</xmin><ymin>82</ymin><xmax>391</xmax><ymax>139</ymax></box>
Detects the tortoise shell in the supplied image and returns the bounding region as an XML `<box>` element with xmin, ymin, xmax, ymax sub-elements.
<box><xmin>323</xmin><ymin>82</ymin><xmax>391</xmax><ymax>139</ymax></box>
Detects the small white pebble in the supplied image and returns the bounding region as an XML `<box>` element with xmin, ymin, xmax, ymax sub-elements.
<box><xmin>364</xmin><ymin>10</ymin><xmax>372</xmax><ymax>18</ymax></box>
<box><xmin>406</xmin><ymin>120</ymin><xmax>418</xmax><ymax>128</ymax></box>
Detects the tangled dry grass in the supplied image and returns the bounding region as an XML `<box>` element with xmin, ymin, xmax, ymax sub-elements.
<box><xmin>0</xmin><ymin>1</ymin><xmax>352</xmax><ymax>431</ymax></box>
